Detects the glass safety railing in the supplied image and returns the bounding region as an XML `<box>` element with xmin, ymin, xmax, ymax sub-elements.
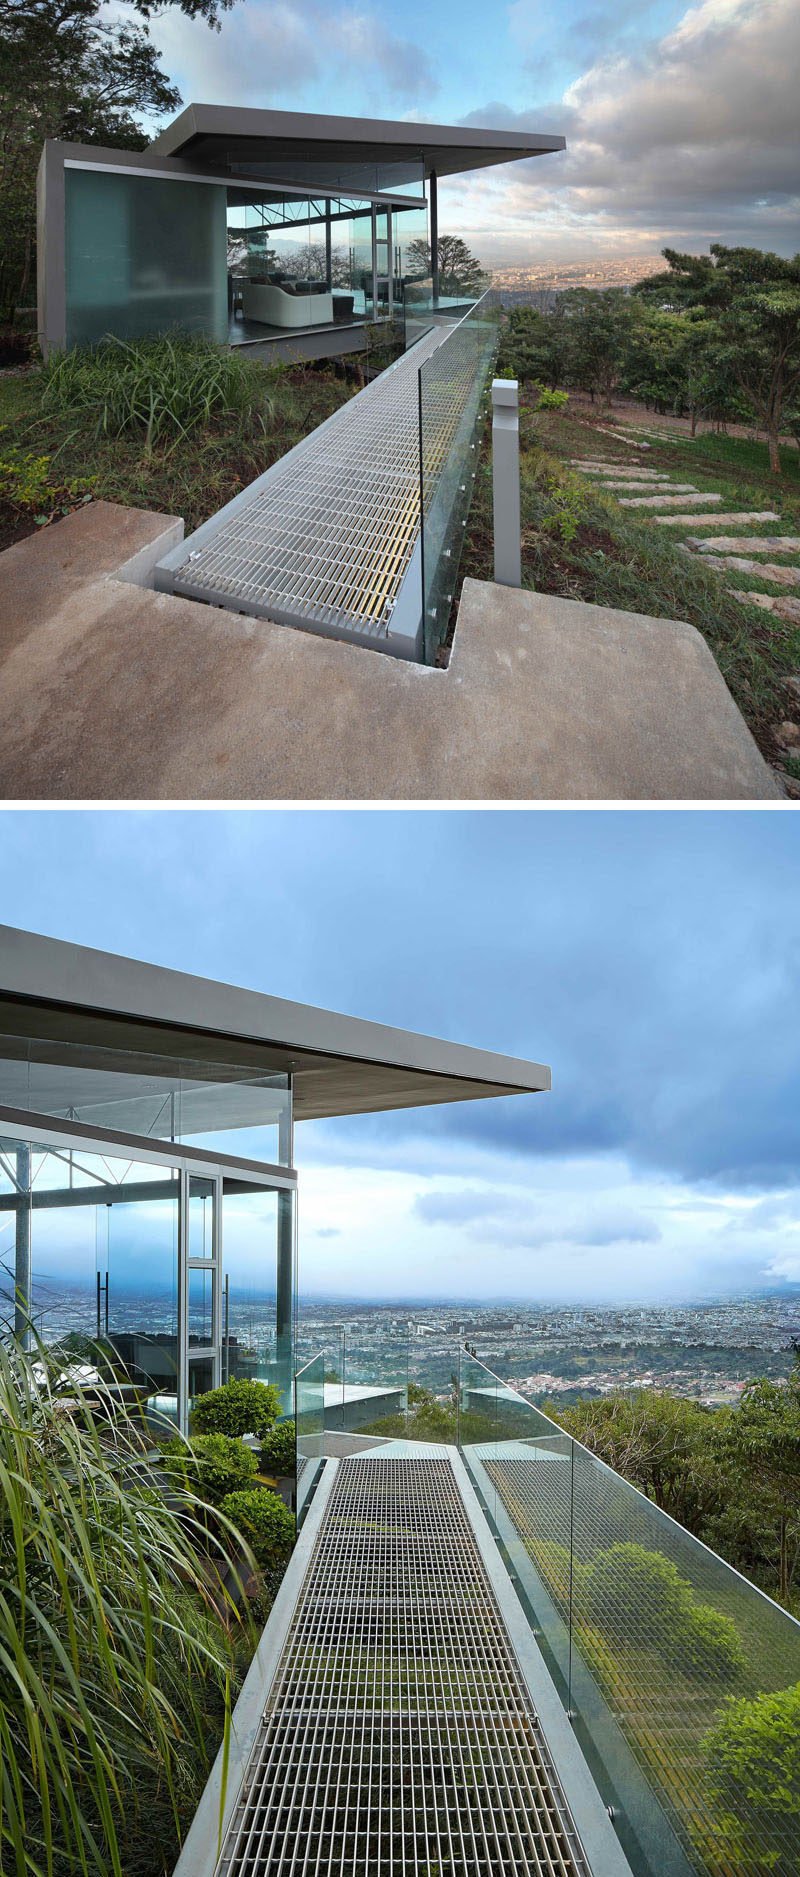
<box><xmin>457</xmin><ymin>1349</ymin><xmax>800</xmax><ymax>1877</ymax></box>
<box><xmin>418</xmin><ymin>288</ymin><xmax>502</xmax><ymax>664</ymax></box>
<box><xmin>403</xmin><ymin>274</ymin><xmax>494</xmax><ymax>348</ymax></box>
<box><xmin>294</xmin><ymin>1351</ymin><xmax>324</xmax><ymax>1525</ymax></box>
<box><xmin>321</xmin><ymin>1335</ymin><xmax>461</xmax><ymax>1446</ymax></box>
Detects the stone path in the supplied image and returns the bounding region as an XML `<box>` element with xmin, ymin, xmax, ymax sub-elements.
<box><xmin>569</xmin><ymin>445</ymin><xmax>799</xmax><ymax>628</ymax></box>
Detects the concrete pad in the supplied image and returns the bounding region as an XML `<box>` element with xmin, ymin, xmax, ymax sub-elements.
<box><xmin>687</xmin><ymin>536</ymin><xmax>800</xmax><ymax>554</ymax></box>
<box><xmin>619</xmin><ymin>491</ymin><xmax>722</xmax><ymax>508</ymax></box>
<box><xmin>698</xmin><ymin>556</ymin><xmax>800</xmax><ymax>587</ymax></box>
<box><xmin>656</xmin><ymin>511</ymin><xmax>779</xmax><ymax>527</ymax></box>
<box><xmin>729</xmin><ymin>589</ymin><xmax>800</xmax><ymax>623</ymax></box>
<box><xmin>0</xmin><ymin>502</ymin><xmax>778</xmax><ymax>801</ymax></box>
<box><xmin>602</xmin><ymin>481</ymin><xmax>697</xmax><ymax>492</ymax></box>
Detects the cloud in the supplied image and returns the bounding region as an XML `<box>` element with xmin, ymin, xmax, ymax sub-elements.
<box><xmin>152</xmin><ymin>0</ymin><xmax>438</xmax><ymax>114</ymax></box>
<box><xmin>451</xmin><ymin>0</ymin><xmax>800</xmax><ymax>257</ymax></box>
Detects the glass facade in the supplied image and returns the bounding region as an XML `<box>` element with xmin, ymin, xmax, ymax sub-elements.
<box><xmin>0</xmin><ymin>1108</ymin><xmax>295</xmax><ymax>1433</ymax></box>
<box><xmin>228</xmin><ymin>189</ymin><xmax>426</xmax><ymax>328</ymax></box>
<box><xmin>64</xmin><ymin>166</ymin><xmax>228</xmax><ymax>347</ymax></box>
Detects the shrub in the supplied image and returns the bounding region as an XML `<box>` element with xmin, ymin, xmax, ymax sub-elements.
<box><xmin>40</xmin><ymin>334</ymin><xmax>274</xmax><ymax>453</ymax></box>
<box><xmin>260</xmin><ymin>1418</ymin><xmax>297</xmax><ymax>1475</ymax></box>
<box><xmin>704</xmin><ymin>1681</ymin><xmax>800</xmax><ymax>1871</ymax></box>
<box><xmin>220</xmin><ymin>1488</ymin><xmax>296</xmax><ymax>1569</ymax></box>
<box><xmin>162</xmin><ymin>1431</ymin><xmax>259</xmax><ymax>1507</ymax></box>
<box><xmin>675</xmin><ymin>1603</ymin><xmax>747</xmax><ymax>1683</ymax></box>
<box><xmin>534</xmin><ymin>385</ymin><xmax>570</xmax><ymax>410</ymax></box>
<box><xmin>191</xmin><ymin>1376</ymin><xmax>281</xmax><ymax>1439</ymax></box>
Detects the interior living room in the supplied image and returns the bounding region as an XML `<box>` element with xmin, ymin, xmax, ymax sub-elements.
<box><xmin>37</xmin><ymin>104</ymin><xmax>565</xmax><ymax>364</ymax></box>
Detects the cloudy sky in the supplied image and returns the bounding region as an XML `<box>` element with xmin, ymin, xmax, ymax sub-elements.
<box><xmin>145</xmin><ymin>0</ymin><xmax>800</xmax><ymax>262</ymax></box>
<box><xmin>3</xmin><ymin>809</ymin><xmax>800</xmax><ymax>1308</ymax></box>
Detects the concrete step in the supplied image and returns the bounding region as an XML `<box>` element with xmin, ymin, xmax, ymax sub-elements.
<box><xmin>619</xmin><ymin>491</ymin><xmax>722</xmax><ymax>508</ymax></box>
<box><xmin>687</xmin><ymin>535</ymin><xmax>800</xmax><ymax>554</ymax></box>
<box><xmin>655</xmin><ymin>510</ymin><xmax>779</xmax><ymax>526</ymax></box>
<box><xmin>604</xmin><ymin>481</ymin><xmax>699</xmax><ymax>493</ymax></box>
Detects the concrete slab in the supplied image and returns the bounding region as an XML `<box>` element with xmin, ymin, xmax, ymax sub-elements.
<box><xmin>602</xmin><ymin>481</ymin><xmax>697</xmax><ymax>493</ymax></box>
<box><xmin>697</xmin><ymin>556</ymin><xmax>800</xmax><ymax>587</ymax></box>
<box><xmin>729</xmin><ymin>589</ymin><xmax>800</xmax><ymax>623</ymax></box>
<box><xmin>619</xmin><ymin>491</ymin><xmax>722</xmax><ymax>508</ymax></box>
<box><xmin>655</xmin><ymin>511</ymin><xmax>779</xmax><ymax>527</ymax></box>
<box><xmin>687</xmin><ymin>536</ymin><xmax>800</xmax><ymax>554</ymax></box>
<box><xmin>0</xmin><ymin>502</ymin><xmax>779</xmax><ymax>801</ymax></box>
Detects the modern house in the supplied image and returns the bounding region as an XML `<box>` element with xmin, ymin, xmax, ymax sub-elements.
<box><xmin>0</xmin><ymin>922</ymin><xmax>548</xmax><ymax>1429</ymax></box>
<box><xmin>37</xmin><ymin>105</ymin><xmax>565</xmax><ymax>365</ymax></box>
<box><xmin>3</xmin><ymin>925</ymin><xmax>800</xmax><ymax>1877</ymax></box>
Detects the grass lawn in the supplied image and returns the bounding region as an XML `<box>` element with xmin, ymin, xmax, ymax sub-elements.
<box><xmin>0</xmin><ymin>347</ymin><xmax>361</xmax><ymax>553</ymax></box>
<box><xmin>458</xmin><ymin>389</ymin><xmax>800</xmax><ymax>777</ymax></box>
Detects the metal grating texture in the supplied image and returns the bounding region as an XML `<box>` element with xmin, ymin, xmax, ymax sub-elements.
<box><xmin>167</xmin><ymin>327</ymin><xmax>452</xmax><ymax>648</ymax></box>
<box><xmin>218</xmin><ymin>1457</ymin><xmax>592</xmax><ymax>1877</ymax></box>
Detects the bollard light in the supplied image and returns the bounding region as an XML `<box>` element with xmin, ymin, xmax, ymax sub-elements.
<box><xmin>491</xmin><ymin>378</ymin><xmax>522</xmax><ymax>588</ymax></box>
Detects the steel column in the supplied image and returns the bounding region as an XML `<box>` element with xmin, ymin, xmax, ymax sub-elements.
<box><xmin>429</xmin><ymin>168</ymin><xmax>439</xmax><ymax>302</ymax></box>
<box><xmin>14</xmin><ymin>1142</ymin><xmax>31</xmax><ymax>1346</ymax></box>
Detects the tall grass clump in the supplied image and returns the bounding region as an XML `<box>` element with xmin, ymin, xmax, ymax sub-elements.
<box><xmin>40</xmin><ymin>335</ymin><xmax>274</xmax><ymax>454</ymax></box>
<box><xmin>0</xmin><ymin>1331</ymin><xmax>250</xmax><ymax>1877</ymax></box>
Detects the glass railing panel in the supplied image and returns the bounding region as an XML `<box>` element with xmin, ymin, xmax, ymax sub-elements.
<box><xmin>323</xmin><ymin>1336</ymin><xmax>410</xmax><ymax>1439</ymax></box>
<box><xmin>457</xmin><ymin>1351</ymin><xmax>800</xmax><ymax>1877</ymax></box>
<box><xmin>418</xmin><ymin>289</ymin><xmax>502</xmax><ymax>664</ymax></box>
<box><xmin>567</xmin><ymin>1440</ymin><xmax>800</xmax><ymax>1877</ymax></box>
<box><xmin>294</xmin><ymin>1351</ymin><xmax>324</xmax><ymax>1525</ymax></box>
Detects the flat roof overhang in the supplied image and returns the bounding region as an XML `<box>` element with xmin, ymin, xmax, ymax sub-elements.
<box><xmin>0</xmin><ymin>926</ymin><xmax>550</xmax><ymax>1122</ymax></box>
<box><xmin>147</xmin><ymin>104</ymin><xmax>566</xmax><ymax>181</ymax></box>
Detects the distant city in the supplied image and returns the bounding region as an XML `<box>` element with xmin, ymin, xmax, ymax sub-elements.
<box><xmin>488</xmin><ymin>254</ymin><xmax>662</xmax><ymax>299</ymax></box>
<box><xmin>18</xmin><ymin>1277</ymin><xmax>798</xmax><ymax>1410</ymax></box>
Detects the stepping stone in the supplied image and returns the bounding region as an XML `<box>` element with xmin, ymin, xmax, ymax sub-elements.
<box><xmin>604</xmin><ymin>481</ymin><xmax>699</xmax><ymax>493</ymax></box>
<box><xmin>619</xmin><ymin>491</ymin><xmax>722</xmax><ymax>508</ymax></box>
<box><xmin>687</xmin><ymin>536</ymin><xmax>800</xmax><ymax>555</ymax></box>
<box><xmin>701</xmin><ymin>556</ymin><xmax>800</xmax><ymax>588</ymax></box>
<box><xmin>729</xmin><ymin>590</ymin><xmax>800</xmax><ymax>623</ymax></box>
<box><xmin>572</xmin><ymin>467</ymin><xmax>670</xmax><ymax>480</ymax></box>
<box><xmin>593</xmin><ymin>427</ymin><xmax>650</xmax><ymax>448</ymax></box>
<box><xmin>656</xmin><ymin>510</ymin><xmax>779</xmax><ymax>526</ymax></box>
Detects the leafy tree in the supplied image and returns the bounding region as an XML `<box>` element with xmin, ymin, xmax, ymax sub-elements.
<box><xmin>584</xmin><ymin>1541</ymin><xmax>746</xmax><ymax>1682</ymax></box>
<box><xmin>710</xmin><ymin>1372</ymin><xmax>800</xmax><ymax>1604</ymax></box>
<box><xmin>404</xmin><ymin>235</ymin><xmax>485</xmax><ymax>295</ymax></box>
<box><xmin>559</xmin><ymin>287</ymin><xmax>634</xmax><ymax>403</ymax></box>
<box><xmin>500</xmin><ymin>303</ymin><xmax>572</xmax><ymax>389</ymax></box>
<box><xmin>552</xmin><ymin>1390</ymin><xmax>719</xmax><ymax>1531</ymax></box>
<box><xmin>637</xmin><ymin>246</ymin><xmax>800</xmax><ymax>472</ymax></box>
<box><xmin>0</xmin><ymin>0</ymin><xmax>241</xmax><ymax>324</ymax></box>
<box><xmin>704</xmin><ymin>1681</ymin><xmax>800</xmax><ymax>1872</ymax></box>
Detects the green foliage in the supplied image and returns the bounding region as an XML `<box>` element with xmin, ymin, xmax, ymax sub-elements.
<box><xmin>219</xmin><ymin>1489</ymin><xmax>296</xmax><ymax>1569</ymax></box>
<box><xmin>41</xmin><ymin>335</ymin><xmax>275</xmax><ymax>454</ymax></box>
<box><xmin>260</xmin><ymin>1418</ymin><xmax>297</xmax><ymax>1476</ymax></box>
<box><xmin>162</xmin><ymin>1432</ymin><xmax>259</xmax><ymax>1506</ymax></box>
<box><xmin>0</xmin><ymin>427</ymin><xmax>97</xmax><ymax>519</ymax></box>
<box><xmin>0</xmin><ymin>1330</ymin><xmax>244</xmax><ymax>1875</ymax></box>
<box><xmin>404</xmin><ymin>234</ymin><xmax>486</xmax><ymax>295</ymax></box>
<box><xmin>584</xmin><ymin>1542</ymin><xmax>746</xmax><ymax>1683</ymax></box>
<box><xmin>535</xmin><ymin>385</ymin><xmax>569</xmax><ymax>411</ymax></box>
<box><xmin>704</xmin><ymin>1681</ymin><xmax>800</xmax><ymax>1871</ymax></box>
<box><xmin>191</xmin><ymin>1376</ymin><xmax>281</xmax><ymax>1439</ymax></box>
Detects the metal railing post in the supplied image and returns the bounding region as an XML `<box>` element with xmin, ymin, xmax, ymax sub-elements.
<box><xmin>491</xmin><ymin>377</ymin><xmax>521</xmax><ymax>588</ymax></box>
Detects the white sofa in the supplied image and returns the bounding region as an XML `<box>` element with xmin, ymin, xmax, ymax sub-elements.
<box><xmin>241</xmin><ymin>281</ymin><xmax>334</xmax><ymax>329</ymax></box>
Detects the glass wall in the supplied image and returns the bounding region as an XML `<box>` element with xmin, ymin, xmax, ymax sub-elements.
<box><xmin>228</xmin><ymin>189</ymin><xmax>426</xmax><ymax>325</ymax></box>
<box><xmin>64</xmin><ymin>167</ymin><xmax>228</xmax><ymax>347</ymax></box>
<box><xmin>457</xmin><ymin>1350</ymin><xmax>800</xmax><ymax>1877</ymax></box>
<box><xmin>0</xmin><ymin>1131</ymin><xmax>180</xmax><ymax>1411</ymax></box>
<box><xmin>1</xmin><ymin>1121</ymin><xmax>295</xmax><ymax>1431</ymax></box>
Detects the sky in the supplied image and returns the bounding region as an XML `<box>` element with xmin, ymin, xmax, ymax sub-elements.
<box><xmin>141</xmin><ymin>0</ymin><xmax>800</xmax><ymax>263</ymax></box>
<box><xmin>2</xmin><ymin>807</ymin><xmax>800</xmax><ymax>1308</ymax></box>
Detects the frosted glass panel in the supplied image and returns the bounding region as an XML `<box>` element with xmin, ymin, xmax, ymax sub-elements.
<box><xmin>65</xmin><ymin>167</ymin><xmax>228</xmax><ymax>346</ymax></box>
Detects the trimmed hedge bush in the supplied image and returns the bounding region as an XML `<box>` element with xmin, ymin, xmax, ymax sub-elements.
<box><xmin>191</xmin><ymin>1378</ymin><xmax>281</xmax><ymax>1439</ymax></box>
<box><xmin>162</xmin><ymin>1432</ymin><xmax>259</xmax><ymax>1507</ymax></box>
<box><xmin>219</xmin><ymin>1489</ymin><xmax>296</xmax><ymax>1569</ymax></box>
<box><xmin>260</xmin><ymin>1419</ymin><xmax>296</xmax><ymax>1475</ymax></box>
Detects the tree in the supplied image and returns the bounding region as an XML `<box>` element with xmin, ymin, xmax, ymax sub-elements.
<box><xmin>637</xmin><ymin>245</ymin><xmax>800</xmax><ymax>472</ymax></box>
<box><xmin>0</xmin><ymin>0</ymin><xmax>240</xmax><ymax>324</ymax></box>
<box><xmin>500</xmin><ymin>303</ymin><xmax>572</xmax><ymax>389</ymax></box>
<box><xmin>404</xmin><ymin>234</ymin><xmax>485</xmax><ymax>295</ymax></box>
<box><xmin>553</xmin><ymin>1389</ymin><xmax>719</xmax><ymax>1532</ymax></box>
<box><xmin>711</xmin><ymin>1371</ymin><xmax>800</xmax><ymax>1604</ymax></box>
<box><xmin>704</xmin><ymin>1681</ymin><xmax>800</xmax><ymax>1873</ymax></box>
<box><xmin>559</xmin><ymin>287</ymin><xmax>634</xmax><ymax>403</ymax></box>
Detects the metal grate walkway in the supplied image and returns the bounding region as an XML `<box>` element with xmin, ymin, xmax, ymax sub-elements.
<box><xmin>156</xmin><ymin>327</ymin><xmax>452</xmax><ymax>653</ymax></box>
<box><xmin>217</xmin><ymin>1457</ymin><xmax>592</xmax><ymax>1877</ymax></box>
